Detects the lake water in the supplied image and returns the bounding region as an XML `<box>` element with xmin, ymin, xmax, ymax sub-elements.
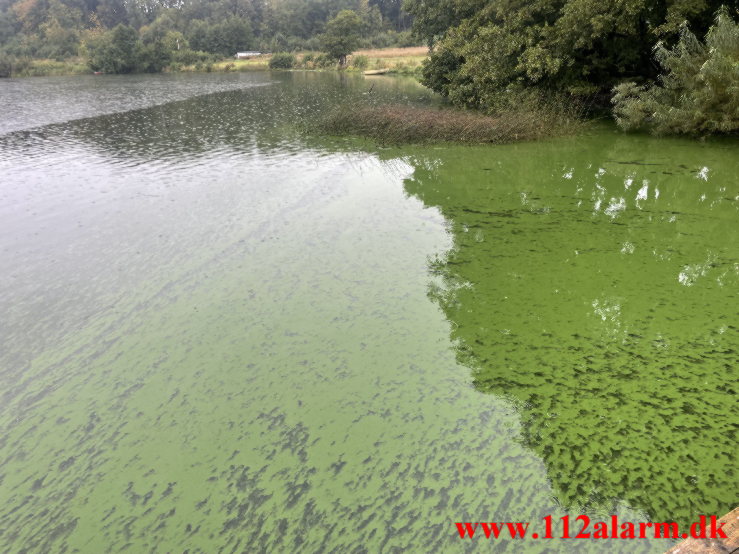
<box><xmin>0</xmin><ymin>72</ymin><xmax>737</xmax><ymax>553</ymax></box>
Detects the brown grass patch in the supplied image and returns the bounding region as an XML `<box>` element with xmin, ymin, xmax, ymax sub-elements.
<box><xmin>352</xmin><ymin>46</ymin><xmax>428</xmax><ymax>59</ymax></box>
<box><xmin>314</xmin><ymin>104</ymin><xmax>582</xmax><ymax>144</ymax></box>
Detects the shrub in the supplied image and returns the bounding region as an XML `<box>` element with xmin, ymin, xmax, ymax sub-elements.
<box><xmin>314</xmin><ymin>53</ymin><xmax>336</xmax><ymax>68</ymax></box>
<box><xmin>301</xmin><ymin>53</ymin><xmax>315</xmax><ymax>68</ymax></box>
<box><xmin>351</xmin><ymin>54</ymin><xmax>368</xmax><ymax>70</ymax></box>
<box><xmin>268</xmin><ymin>52</ymin><xmax>295</xmax><ymax>69</ymax></box>
<box><xmin>0</xmin><ymin>55</ymin><xmax>11</xmax><ymax>77</ymax></box>
<box><xmin>7</xmin><ymin>56</ymin><xmax>30</xmax><ymax>76</ymax></box>
<box><xmin>85</xmin><ymin>24</ymin><xmax>140</xmax><ymax>74</ymax></box>
<box><xmin>171</xmin><ymin>48</ymin><xmax>211</xmax><ymax>66</ymax></box>
<box><xmin>303</xmin><ymin>37</ymin><xmax>321</xmax><ymax>51</ymax></box>
<box><xmin>136</xmin><ymin>40</ymin><xmax>171</xmax><ymax>73</ymax></box>
<box><xmin>612</xmin><ymin>8</ymin><xmax>739</xmax><ymax>135</ymax></box>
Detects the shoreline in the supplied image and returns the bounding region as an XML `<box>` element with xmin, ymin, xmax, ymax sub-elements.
<box><xmin>0</xmin><ymin>47</ymin><xmax>427</xmax><ymax>79</ymax></box>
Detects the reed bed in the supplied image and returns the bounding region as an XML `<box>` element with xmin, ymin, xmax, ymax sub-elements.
<box><xmin>314</xmin><ymin>103</ymin><xmax>583</xmax><ymax>144</ymax></box>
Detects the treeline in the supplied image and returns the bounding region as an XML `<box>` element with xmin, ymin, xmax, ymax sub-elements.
<box><xmin>405</xmin><ymin>0</ymin><xmax>739</xmax><ymax>135</ymax></box>
<box><xmin>0</xmin><ymin>0</ymin><xmax>414</xmax><ymax>72</ymax></box>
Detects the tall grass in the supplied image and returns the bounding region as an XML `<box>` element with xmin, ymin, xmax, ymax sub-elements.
<box><xmin>314</xmin><ymin>101</ymin><xmax>584</xmax><ymax>144</ymax></box>
<box><xmin>0</xmin><ymin>57</ymin><xmax>89</xmax><ymax>77</ymax></box>
<box><xmin>352</xmin><ymin>47</ymin><xmax>428</xmax><ymax>58</ymax></box>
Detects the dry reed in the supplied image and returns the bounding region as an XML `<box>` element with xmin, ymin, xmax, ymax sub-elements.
<box><xmin>352</xmin><ymin>47</ymin><xmax>428</xmax><ymax>59</ymax></box>
<box><xmin>315</xmin><ymin>103</ymin><xmax>583</xmax><ymax>144</ymax></box>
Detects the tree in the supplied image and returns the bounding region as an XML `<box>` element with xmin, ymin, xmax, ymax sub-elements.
<box><xmin>216</xmin><ymin>16</ymin><xmax>253</xmax><ymax>55</ymax></box>
<box><xmin>402</xmin><ymin>0</ymin><xmax>476</xmax><ymax>47</ymax></box>
<box><xmin>613</xmin><ymin>7</ymin><xmax>739</xmax><ymax>135</ymax></box>
<box><xmin>408</xmin><ymin>0</ymin><xmax>729</xmax><ymax>110</ymax></box>
<box><xmin>0</xmin><ymin>0</ymin><xmax>416</xmax><ymax>73</ymax></box>
<box><xmin>84</xmin><ymin>23</ymin><xmax>138</xmax><ymax>73</ymax></box>
<box><xmin>320</xmin><ymin>9</ymin><xmax>360</xmax><ymax>66</ymax></box>
<box><xmin>94</xmin><ymin>0</ymin><xmax>128</xmax><ymax>28</ymax></box>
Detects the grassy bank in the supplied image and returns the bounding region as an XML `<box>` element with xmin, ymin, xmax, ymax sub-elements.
<box><xmin>0</xmin><ymin>47</ymin><xmax>428</xmax><ymax>78</ymax></box>
<box><xmin>178</xmin><ymin>47</ymin><xmax>427</xmax><ymax>74</ymax></box>
<box><xmin>349</xmin><ymin>46</ymin><xmax>427</xmax><ymax>74</ymax></box>
<box><xmin>2</xmin><ymin>57</ymin><xmax>90</xmax><ymax>77</ymax></box>
<box><xmin>314</xmin><ymin>102</ymin><xmax>585</xmax><ymax>145</ymax></box>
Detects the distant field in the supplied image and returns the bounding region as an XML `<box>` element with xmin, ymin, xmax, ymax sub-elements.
<box><xmin>210</xmin><ymin>57</ymin><xmax>269</xmax><ymax>71</ymax></box>
<box><xmin>4</xmin><ymin>46</ymin><xmax>430</xmax><ymax>78</ymax></box>
<box><xmin>348</xmin><ymin>46</ymin><xmax>428</xmax><ymax>74</ymax></box>
<box><xmin>204</xmin><ymin>46</ymin><xmax>429</xmax><ymax>75</ymax></box>
<box><xmin>352</xmin><ymin>46</ymin><xmax>428</xmax><ymax>59</ymax></box>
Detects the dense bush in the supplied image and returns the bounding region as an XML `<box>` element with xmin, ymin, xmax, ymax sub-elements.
<box><xmin>136</xmin><ymin>40</ymin><xmax>171</xmax><ymax>73</ymax></box>
<box><xmin>187</xmin><ymin>18</ymin><xmax>254</xmax><ymax>58</ymax></box>
<box><xmin>359</xmin><ymin>30</ymin><xmax>415</xmax><ymax>49</ymax></box>
<box><xmin>301</xmin><ymin>53</ymin><xmax>315</xmax><ymax>67</ymax></box>
<box><xmin>80</xmin><ymin>21</ymin><xmax>220</xmax><ymax>74</ymax></box>
<box><xmin>0</xmin><ymin>54</ymin><xmax>11</xmax><ymax>77</ymax></box>
<box><xmin>313</xmin><ymin>53</ymin><xmax>336</xmax><ymax>68</ymax></box>
<box><xmin>406</xmin><ymin>0</ymin><xmax>727</xmax><ymax>110</ymax></box>
<box><xmin>268</xmin><ymin>52</ymin><xmax>295</xmax><ymax>69</ymax></box>
<box><xmin>613</xmin><ymin>8</ymin><xmax>739</xmax><ymax>135</ymax></box>
<box><xmin>351</xmin><ymin>54</ymin><xmax>368</xmax><ymax>70</ymax></box>
<box><xmin>84</xmin><ymin>24</ymin><xmax>139</xmax><ymax>74</ymax></box>
<box><xmin>171</xmin><ymin>48</ymin><xmax>212</xmax><ymax>66</ymax></box>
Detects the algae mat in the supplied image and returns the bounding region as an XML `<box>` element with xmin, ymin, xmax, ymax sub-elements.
<box><xmin>0</xmin><ymin>72</ymin><xmax>736</xmax><ymax>552</ymax></box>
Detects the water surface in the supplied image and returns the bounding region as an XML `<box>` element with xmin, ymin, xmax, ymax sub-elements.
<box><xmin>0</xmin><ymin>72</ymin><xmax>737</xmax><ymax>553</ymax></box>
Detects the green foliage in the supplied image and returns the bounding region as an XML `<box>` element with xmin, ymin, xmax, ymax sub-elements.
<box><xmin>358</xmin><ymin>29</ymin><xmax>408</xmax><ymax>48</ymax></box>
<box><xmin>351</xmin><ymin>53</ymin><xmax>368</xmax><ymax>69</ymax></box>
<box><xmin>409</xmin><ymin>0</ymin><xmax>728</xmax><ymax>111</ymax></box>
<box><xmin>83</xmin><ymin>23</ymin><xmax>174</xmax><ymax>74</ymax></box>
<box><xmin>313</xmin><ymin>52</ymin><xmax>336</xmax><ymax>68</ymax></box>
<box><xmin>0</xmin><ymin>10</ymin><xmax>19</xmax><ymax>46</ymax></box>
<box><xmin>171</xmin><ymin>48</ymin><xmax>211</xmax><ymax>66</ymax></box>
<box><xmin>402</xmin><ymin>0</ymin><xmax>473</xmax><ymax>47</ymax></box>
<box><xmin>0</xmin><ymin>53</ymin><xmax>11</xmax><ymax>76</ymax></box>
<box><xmin>140</xmin><ymin>14</ymin><xmax>176</xmax><ymax>45</ymax></box>
<box><xmin>613</xmin><ymin>8</ymin><xmax>739</xmax><ymax>135</ymax></box>
<box><xmin>187</xmin><ymin>18</ymin><xmax>254</xmax><ymax>57</ymax></box>
<box><xmin>84</xmin><ymin>24</ymin><xmax>139</xmax><ymax>74</ymax></box>
<box><xmin>268</xmin><ymin>51</ymin><xmax>295</xmax><ymax>69</ymax></box>
<box><xmin>135</xmin><ymin>39</ymin><xmax>171</xmax><ymax>72</ymax></box>
<box><xmin>320</xmin><ymin>9</ymin><xmax>361</xmax><ymax>65</ymax></box>
<box><xmin>0</xmin><ymin>0</ymin><xmax>418</xmax><ymax>75</ymax></box>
